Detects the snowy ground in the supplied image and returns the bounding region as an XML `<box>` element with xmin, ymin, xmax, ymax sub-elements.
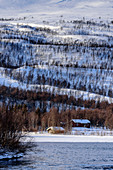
<box><xmin>22</xmin><ymin>128</ymin><xmax>113</xmax><ymax>143</ymax></box>
<box><xmin>22</xmin><ymin>132</ymin><xmax>113</xmax><ymax>143</ymax></box>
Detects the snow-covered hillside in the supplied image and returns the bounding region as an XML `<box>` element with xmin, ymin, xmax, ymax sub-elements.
<box><xmin>0</xmin><ymin>0</ymin><xmax>113</xmax><ymax>110</ymax></box>
<box><xmin>1</xmin><ymin>18</ymin><xmax>113</xmax><ymax>104</ymax></box>
<box><xmin>0</xmin><ymin>0</ymin><xmax>113</xmax><ymax>21</ymax></box>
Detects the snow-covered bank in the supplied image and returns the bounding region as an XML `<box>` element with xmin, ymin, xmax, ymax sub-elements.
<box><xmin>0</xmin><ymin>149</ymin><xmax>23</xmax><ymax>161</ymax></box>
<box><xmin>22</xmin><ymin>132</ymin><xmax>113</xmax><ymax>143</ymax></box>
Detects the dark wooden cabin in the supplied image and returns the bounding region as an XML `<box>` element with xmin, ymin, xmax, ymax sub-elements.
<box><xmin>71</xmin><ymin>119</ymin><xmax>90</xmax><ymax>128</ymax></box>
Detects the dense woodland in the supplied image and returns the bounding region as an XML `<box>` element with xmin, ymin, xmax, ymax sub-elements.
<box><xmin>0</xmin><ymin>85</ymin><xmax>110</xmax><ymax>111</ymax></box>
<box><xmin>1</xmin><ymin>86</ymin><xmax>113</xmax><ymax>132</ymax></box>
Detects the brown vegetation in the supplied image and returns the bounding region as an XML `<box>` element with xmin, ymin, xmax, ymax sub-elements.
<box><xmin>42</xmin><ymin>106</ymin><xmax>113</xmax><ymax>130</ymax></box>
<box><xmin>1</xmin><ymin>86</ymin><xmax>113</xmax><ymax>135</ymax></box>
<box><xmin>0</xmin><ymin>104</ymin><xmax>24</xmax><ymax>151</ymax></box>
<box><xmin>0</xmin><ymin>85</ymin><xmax>110</xmax><ymax>109</ymax></box>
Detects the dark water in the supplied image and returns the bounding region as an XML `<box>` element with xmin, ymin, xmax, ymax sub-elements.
<box><xmin>1</xmin><ymin>143</ymin><xmax>113</xmax><ymax>170</ymax></box>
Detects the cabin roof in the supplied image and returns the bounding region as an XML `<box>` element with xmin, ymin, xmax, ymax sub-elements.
<box><xmin>72</xmin><ymin>119</ymin><xmax>90</xmax><ymax>124</ymax></box>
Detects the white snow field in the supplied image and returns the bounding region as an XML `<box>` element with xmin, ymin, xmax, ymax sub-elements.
<box><xmin>21</xmin><ymin>126</ymin><xmax>113</xmax><ymax>142</ymax></box>
<box><xmin>22</xmin><ymin>127</ymin><xmax>113</xmax><ymax>143</ymax></box>
<box><xmin>0</xmin><ymin>0</ymin><xmax>113</xmax><ymax>21</ymax></box>
<box><xmin>22</xmin><ymin>132</ymin><xmax>113</xmax><ymax>143</ymax></box>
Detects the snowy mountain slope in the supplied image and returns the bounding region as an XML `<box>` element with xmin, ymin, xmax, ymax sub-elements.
<box><xmin>0</xmin><ymin>19</ymin><xmax>113</xmax><ymax>105</ymax></box>
<box><xmin>0</xmin><ymin>0</ymin><xmax>113</xmax><ymax>20</ymax></box>
<box><xmin>0</xmin><ymin>0</ymin><xmax>113</xmax><ymax>111</ymax></box>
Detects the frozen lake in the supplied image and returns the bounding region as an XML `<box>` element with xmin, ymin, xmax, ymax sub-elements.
<box><xmin>1</xmin><ymin>142</ymin><xmax>113</xmax><ymax>169</ymax></box>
